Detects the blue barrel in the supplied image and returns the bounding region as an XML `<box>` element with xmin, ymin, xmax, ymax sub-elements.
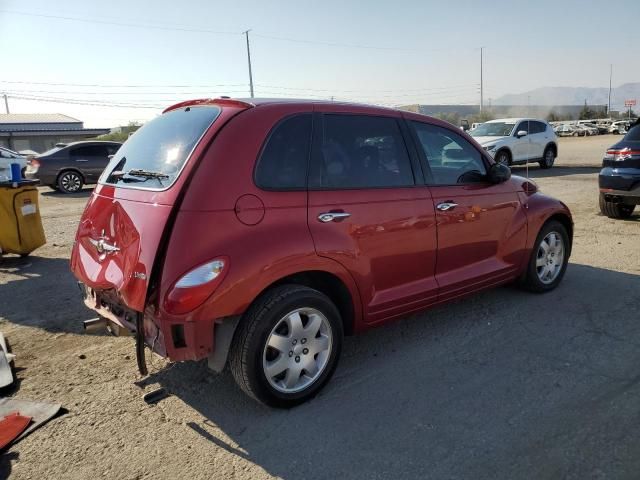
<box><xmin>10</xmin><ymin>163</ymin><xmax>22</xmax><ymax>181</ymax></box>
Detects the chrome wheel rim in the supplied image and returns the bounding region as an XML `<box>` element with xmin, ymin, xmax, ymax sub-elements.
<box><xmin>61</xmin><ymin>173</ymin><xmax>81</xmax><ymax>192</ymax></box>
<box><xmin>536</xmin><ymin>231</ymin><xmax>565</xmax><ymax>284</ymax></box>
<box><xmin>262</xmin><ymin>307</ymin><xmax>332</xmax><ymax>394</ymax></box>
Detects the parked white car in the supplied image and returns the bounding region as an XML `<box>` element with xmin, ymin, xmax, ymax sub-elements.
<box><xmin>609</xmin><ymin>121</ymin><xmax>629</xmax><ymax>134</ymax></box>
<box><xmin>0</xmin><ymin>146</ymin><xmax>28</xmax><ymax>182</ymax></box>
<box><xmin>469</xmin><ymin>118</ymin><xmax>558</xmax><ymax>169</ymax></box>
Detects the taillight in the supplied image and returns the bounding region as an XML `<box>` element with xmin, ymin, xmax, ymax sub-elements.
<box><xmin>605</xmin><ymin>148</ymin><xmax>640</xmax><ymax>161</ymax></box>
<box><xmin>28</xmin><ymin>159</ymin><xmax>40</xmax><ymax>168</ymax></box>
<box><xmin>164</xmin><ymin>257</ymin><xmax>228</xmax><ymax>314</ymax></box>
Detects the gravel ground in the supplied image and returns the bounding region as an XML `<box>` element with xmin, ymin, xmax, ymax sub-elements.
<box><xmin>1</xmin><ymin>135</ymin><xmax>639</xmax><ymax>480</ymax></box>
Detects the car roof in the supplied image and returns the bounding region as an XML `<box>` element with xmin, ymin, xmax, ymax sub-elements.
<box><xmin>163</xmin><ymin>97</ymin><xmax>399</xmax><ymax>116</ymax></box>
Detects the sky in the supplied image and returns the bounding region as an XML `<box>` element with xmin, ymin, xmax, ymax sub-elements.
<box><xmin>1</xmin><ymin>0</ymin><xmax>639</xmax><ymax>127</ymax></box>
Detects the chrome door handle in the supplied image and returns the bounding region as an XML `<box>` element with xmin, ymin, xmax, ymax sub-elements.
<box><xmin>318</xmin><ymin>212</ymin><xmax>351</xmax><ymax>223</ymax></box>
<box><xmin>436</xmin><ymin>202</ymin><xmax>458</xmax><ymax>211</ymax></box>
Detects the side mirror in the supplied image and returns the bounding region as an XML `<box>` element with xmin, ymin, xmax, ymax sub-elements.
<box><xmin>487</xmin><ymin>162</ymin><xmax>511</xmax><ymax>184</ymax></box>
<box><xmin>516</xmin><ymin>130</ymin><xmax>528</xmax><ymax>138</ymax></box>
<box><xmin>108</xmin><ymin>154</ymin><xmax>114</xmax><ymax>160</ymax></box>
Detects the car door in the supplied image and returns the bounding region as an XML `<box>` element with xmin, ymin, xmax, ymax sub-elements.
<box><xmin>408</xmin><ymin>120</ymin><xmax>528</xmax><ymax>301</ymax></box>
<box><xmin>69</xmin><ymin>145</ymin><xmax>107</xmax><ymax>181</ymax></box>
<box><xmin>511</xmin><ymin>121</ymin><xmax>531</xmax><ymax>162</ymax></box>
<box><xmin>307</xmin><ymin>109</ymin><xmax>439</xmax><ymax>324</ymax></box>
<box><xmin>529</xmin><ymin>121</ymin><xmax>548</xmax><ymax>159</ymax></box>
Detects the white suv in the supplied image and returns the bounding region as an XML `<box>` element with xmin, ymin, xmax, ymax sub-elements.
<box><xmin>469</xmin><ymin>118</ymin><xmax>558</xmax><ymax>169</ymax></box>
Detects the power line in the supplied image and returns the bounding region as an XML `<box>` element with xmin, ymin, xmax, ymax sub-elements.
<box><xmin>7</xmin><ymin>94</ymin><xmax>164</xmax><ymax>109</ymax></box>
<box><xmin>0</xmin><ymin>9</ymin><xmax>241</xmax><ymax>35</ymax></box>
<box><xmin>0</xmin><ymin>80</ymin><xmax>248</xmax><ymax>88</ymax></box>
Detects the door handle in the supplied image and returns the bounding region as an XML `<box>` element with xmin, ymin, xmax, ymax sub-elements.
<box><xmin>318</xmin><ymin>212</ymin><xmax>351</xmax><ymax>223</ymax></box>
<box><xmin>436</xmin><ymin>202</ymin><xmax>458</xmax><ymax>211</ymax></box>
<box><xmin>75</xmin><ymin>159</ymin><xmax>89</xmax><ymax>162</ymax></box>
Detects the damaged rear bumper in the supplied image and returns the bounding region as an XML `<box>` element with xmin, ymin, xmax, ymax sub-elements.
<box><xmin>79</xmin><ymin>283</ymin><xmax>215</xmax><ymax>364</ymax></box>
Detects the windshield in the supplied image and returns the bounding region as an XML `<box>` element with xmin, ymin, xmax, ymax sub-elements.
<box><xmin>101</xmin><ymin>105</ymin><xmax>221</xmax><ymax>189</ymax></box>
<box><xmin>469</xmin><ymin>122</ymin><xmax>515</xmax><ymax>137</ymax></box>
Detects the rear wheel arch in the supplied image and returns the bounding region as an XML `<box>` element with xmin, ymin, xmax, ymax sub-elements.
<box><xmin>545</xmin><ymin>142</ymin><xmax>557</xmax><ymax>157</ymax></box>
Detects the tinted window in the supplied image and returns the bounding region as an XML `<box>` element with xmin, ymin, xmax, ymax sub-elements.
<box><xmin>102</xmin><ymin>106</ymin><xmax>221</xmax><ymax>189</ymax></box>
<box><xmin>623</xmin><ymin>124</ymin><xmax>640</xmax><ymax>142</ymax></box>
<box><xmin>255</xmin><ymin>114</ymin><xmax>312</xmax><ymax>189</ymax></box>
<box><xmin>516</xmin><ymin>121</ymin><xmax>532</xmax><ymax>134</ymax></box>
<box><xmin>310</xmin><ymin>114</ymin><xmax>414</xmax><ymax>189</ymax></box>
<box><xmin>411</xmin><ymin>121</ymin><xmax>487</xmax><ymax>185</ymax></box>
<box><xmin>531</xmin><ymin>121</ymin><xmax>546</xmax><ymax>134</ymax></box>
<box><xmin>107</xmin><ymin>144</ymin><xmax>121</xmax><ymax>156</ymax></box>
<box><xmin>71</xmin><ymin>145</ymin><xmax>108</xmax><ymax>157</ymax></box>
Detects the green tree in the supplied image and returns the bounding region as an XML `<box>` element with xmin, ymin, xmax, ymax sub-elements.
<box><xmin>97</xmin><ymin>121</ymin><xmax>142</xmax><ymax>142</ymax></box>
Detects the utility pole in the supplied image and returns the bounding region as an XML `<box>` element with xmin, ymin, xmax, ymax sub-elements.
<box><xmin>3</xmin><ymin>93</ymin><xmax>9</xmax><ymax>114</ymax></box>
<box><xmin>608</xmin><ymin>64</ymin><xmax>612</xmax><ymax>118</ymax></box>
<box><xmin>243</xmin><ymin>30</ymin><xmax>255</xmax><ymax>98</ymax></box>
<box><xmin>480</xmin><ymin>47</ymin><xmax>484</xmax><ymax>114</ymax></box>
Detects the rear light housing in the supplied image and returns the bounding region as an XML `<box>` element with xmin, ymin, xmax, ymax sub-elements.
<box><xmin>605</xmin><ymin>148</ymin><xmax>640</xmax><ymax>161</ymax></box>
<box><xmin>164</xmin><ymin>257</ymin><xmax>229</xmax><ymax>314</ymax></box>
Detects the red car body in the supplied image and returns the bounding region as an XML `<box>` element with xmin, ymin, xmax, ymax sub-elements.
<box><xmin>71</xmin><ymin>98</ymin><xmax>572</xmax><ymax>367</ymax></box>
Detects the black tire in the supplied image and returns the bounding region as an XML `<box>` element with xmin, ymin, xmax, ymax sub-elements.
<box><xmin>57</xmin><ymin>170</ymin><xmax>83</xmax><ymax>193</ymax></box>
<box><xmin>229</xmin><ymin>285</ymin><xmax>343</xmax><ymax>408</ymax></box>
<box><xmin>520</xmin><ymin>220</ymin><xmax>570</xmax><ymax>293</ymax></box>
<box><xmin>539</xmin><ymin>146</ymin><xmax>555</xmax><ymax>169</ymax></box>
<box><xmin>494</xmin><ymin>150</ymin><xmax>511</xmax><ymax>166</ymax></box>
<box><xmin>599</xmin><ymin>193</ymin><xmax>635</xmax><ymax>219</ymax></box>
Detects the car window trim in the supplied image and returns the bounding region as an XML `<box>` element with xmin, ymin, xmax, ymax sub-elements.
<box><xmin>408</xmin><ymin>119</ymin><xmax>493</xmax><ymax>187</ymax></box>
<box><xmin>307</xmin><ymin>112</ymin><xmax>419</xmax><ymax>191</ymax></box>
<box><xmin>253</xmin><ymin>112</ymin><xmax>314</xmax><ymax>192</ymax></box>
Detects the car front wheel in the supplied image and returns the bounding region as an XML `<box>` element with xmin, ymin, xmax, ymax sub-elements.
<box><xmin>57</xmin><ymin>170</ymin><xmax>84</xmax><ymax>193</ymax></box>
<box><xmin>494</xmin><ymin>150</ymin><xmax>511</xmax><ymax>166</ymax></box>
<box><xmin>520</xmin><ymin>220</ymin><xmax>569</xmax><ymax>293</ymax></box>
<box><xmin>230</xmin><ymin>285</ymin><xmax>343</xmax><ymax>408</ymax></box>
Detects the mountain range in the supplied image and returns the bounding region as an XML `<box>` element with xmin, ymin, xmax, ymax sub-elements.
<box><xmin>493</xmin><ymin>83</ymin><xmax>639</xmax><ymax>109</ymax></box>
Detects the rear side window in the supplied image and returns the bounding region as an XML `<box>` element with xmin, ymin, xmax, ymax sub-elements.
<box><xmin>310</xmin><ymin>114</ymin><xmax>414</xmax><ymax>189</ymax></box>
<box><xmin>532</xmin><ymin>121</ymin><xmax>546</xmax><ymax>134</ymax></box>
<box><xmin>102</xmin><ymin>106</ymin><xmax>221</xmax><ymax>189</ymax></box>
<box><xmin>71</xmin><ymin>145</ymin><xmax>109</xmax><ymax>157</ymax></box>
<box><xmin>255</xmin><ymin>114</ymin><xmax>312</xmax><ymax>190</ymax></box>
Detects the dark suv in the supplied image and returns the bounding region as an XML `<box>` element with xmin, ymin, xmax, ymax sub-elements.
<box><xmin>28</xmin><ymin>141</ymin><xmax>122</xmax><ymax>193</ymax></box>
<box><xmin>71</xmin><ymin>98</ymin><xmax>572</xmax><ymax>407</ymax></box>
<box><xmin>599</xmin><ymin>121</ymin><xmax>640</xmax><ymax>219</ymax></box>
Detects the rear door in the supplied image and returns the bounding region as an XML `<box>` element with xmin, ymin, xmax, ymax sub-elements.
<box><xmin>528</xmin><ymin>121</ymin><xmax>548</xmax><ymax>159</ymax></box>
<box><xmin>408</xmin><ymin>120</ymin><xmax>527</xmax><ymax>301</ymax></box>
<box><xmin>307</xmin><ymin>110</ymin><xmax>438</xmax><ymax>323</ymax></box>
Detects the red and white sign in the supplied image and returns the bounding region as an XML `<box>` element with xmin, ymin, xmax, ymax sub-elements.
<box><xmin>624</xmin><ymin>99</ymin><xmax>636</xmax><ymax>107</ymax></box>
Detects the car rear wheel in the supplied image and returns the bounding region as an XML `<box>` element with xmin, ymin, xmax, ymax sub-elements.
<box><xmin>599</xmin><ymin>193</ymin><xmax>635</xmax><ymax>219</ymax></box>
<box><xmin>57</xmin><ymin>170</ymin><xmax>83</xmax><ymax>193</ymax></box>
<box><xmin>539</xmin><ymin>147</ymin><xmax>555</xmax><ymax>169</ymax></box>
<box><xmin>230</xmin><ymin>285</ymin><xmax>343</xmax><ymax>408</ymax></box>
<box><xmin>495</xmin><ymin>150</ymin><xmax>511</xmax><ymax>166</ymax></box>
<box><xmin>520</xmin><ymin>220</ymin><xmax>569</xmax><ymax>293</ymax></box>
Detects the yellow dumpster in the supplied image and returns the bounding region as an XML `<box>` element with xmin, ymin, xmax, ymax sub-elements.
<box><xmin>0</xmin><ymin>180</ymin><xmax>46</xmax><ymax>257</ymax></box>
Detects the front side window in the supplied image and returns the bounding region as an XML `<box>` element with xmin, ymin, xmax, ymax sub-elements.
<box><xmin>310</xmin><ymin>114</ymin><xmax>414</xmax><ymax>189</ymax></box>
<box><xmin>254</xmin><ymin>114</ymin><xmax>312</xmax><ymax>190</ymax></box>
<box><xmin>516</xmin><ymin>121</ymin><xmax>532</xmax><ymax>135</ymax></box>
<box><xmin>411</xmin><ymin>121</ymin><xmax>487</xmax><ymax>185</ymax></box>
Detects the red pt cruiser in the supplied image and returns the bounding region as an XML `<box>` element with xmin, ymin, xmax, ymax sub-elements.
<box><xmin>71</xmin><ymin>98</ymin><xmax>572</xmax><ymax>407</ymax></box>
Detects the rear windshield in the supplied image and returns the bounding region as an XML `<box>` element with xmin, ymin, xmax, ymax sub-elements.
<box><xmin>101</xmin><ymin>105</ymin><xmax>221</xmax><ymax>189</ymax></box>
<box><xmin>623</xmin><ymin>124</ymin><xmax>640</xmax><ymax>142</ymax></box>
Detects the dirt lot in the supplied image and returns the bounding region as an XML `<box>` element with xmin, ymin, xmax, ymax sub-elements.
<box><xmin>1</xmin><ymin>135</ymin><xmax>639</xmax><ymax>479</ymax></box>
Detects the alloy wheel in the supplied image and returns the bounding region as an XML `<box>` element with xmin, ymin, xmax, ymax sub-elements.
<box><xmin>535</xmin><ymin>231</ymin><xmax>565</xmax><ymax>284</ymax></box>
<box><xmin>60</xmin><ymin>172</ymin><xmax>82</xmax><ymax>192</ymax></box>
<box><xmin>262</xmin><ymin>307</ymin><xmax>332</xmax><ymax>394</ymax></box>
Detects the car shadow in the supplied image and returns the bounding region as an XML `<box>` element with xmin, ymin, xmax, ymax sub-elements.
<box><xmin>40</xmin><ymin>187</ymin><xmax>93</xmax><ymax>198</ymax></box>
<box><xmin>510</xmin><ymin>165</ymin><xmax>600</xmax><ymax>178</ymax></box>
<box><xmin>139</xmin><ymin>263</ymin><xmax>640</xmax><ymax>479</ymax></box>
<box><xmin>0</xmin><ymin>256</ymin><xmax>95</xmax><ymax>334</ymax></box>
